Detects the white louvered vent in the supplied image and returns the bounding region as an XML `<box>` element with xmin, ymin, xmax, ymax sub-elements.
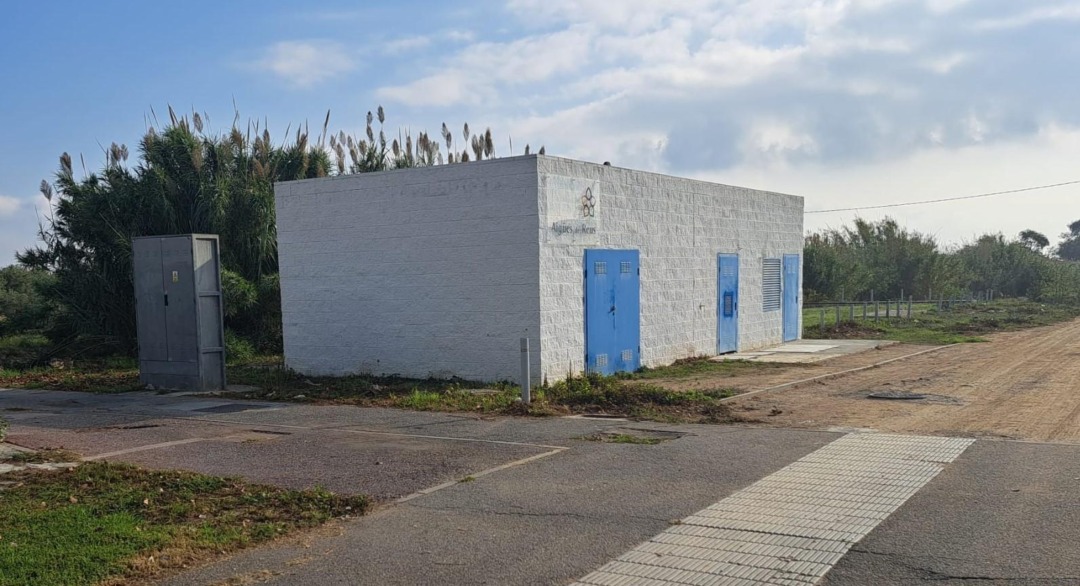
<box><xmin>763</xmin><ymin>258</ymin><xmax>782</xmax><ymax>312</ymax></box>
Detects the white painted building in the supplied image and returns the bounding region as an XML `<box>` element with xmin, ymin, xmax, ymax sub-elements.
<box><xmin>275</xmin><ymin>155</ymin><xmax>804</xmax><ymax>383</ymax></box>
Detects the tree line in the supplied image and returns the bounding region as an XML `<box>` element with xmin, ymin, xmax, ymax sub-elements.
<box><xmin>804</xmin><ymin>218</ymin><xmax>1080</xmax><ymax>303</ymax></box>
<box><xmin>2</xmin><ymin>107</ymin><xmax>536</xmax><ymax>363</ymax></box>
<box><xmin>1</xmin><ymin>105</ymin><xmax>1078</xmax><ymax>365</ymax></box>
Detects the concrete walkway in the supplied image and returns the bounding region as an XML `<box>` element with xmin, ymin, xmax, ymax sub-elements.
<box><xmin>712</xmin><ymin>340</ymin><xmax>895</xmax><ymax>364</ymax></box>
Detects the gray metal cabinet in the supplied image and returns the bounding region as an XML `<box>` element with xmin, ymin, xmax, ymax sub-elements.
<box><xmin>133</xmin><ymin>234</ymin><xmax>226</xmax><ymax>391</ymax></box>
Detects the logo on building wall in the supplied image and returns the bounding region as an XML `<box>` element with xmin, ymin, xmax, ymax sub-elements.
<box><xmin>581</xmin><ymin>187</ymin><xmax>596</xmax><ymax>218</ymax></box>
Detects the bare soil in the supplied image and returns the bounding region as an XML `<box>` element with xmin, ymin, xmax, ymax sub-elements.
<box><xmin>726</xmin><ymin>318</ymin><xmax>1080</xmax><ymax>443</ymax></box>
<box><xmin>647</xmin><ymin>343</ymin><xmax>919</xmax><ymax>392</ymax></box>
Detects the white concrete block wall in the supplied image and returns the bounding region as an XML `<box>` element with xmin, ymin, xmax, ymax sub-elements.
<box><xmin>277</xmin><ymin>154</ymin><xmax>803</xmax><ymax>384</ymax></box>
<box><xmin>536</xmin><ymin>156</ymin><xmax>804</xmax><ymax>382</ymax></box>
<box><xmin>275</xmin><ymin>157</ymin><xmax>541</xmax><ymax>381</ymax></box>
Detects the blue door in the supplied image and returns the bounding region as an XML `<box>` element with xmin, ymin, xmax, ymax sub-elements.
<box><xmin>584</xmin><ymin>250</ymin><xmax>641</xmax><ymax>375</ymax></box>
<box><xmin>717</xmin><ymin>254</ymin><xmax>739</xmax><ymax>354</ymax></box>
<box><xmin>783</xmin><ymin>254</ymin><xmax>800</xmax><ymax>342</ymax></box>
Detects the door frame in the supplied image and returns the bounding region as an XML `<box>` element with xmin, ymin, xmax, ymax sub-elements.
<box><xmin>717</xmin><ymin>253</ymin><xmax>739</xmax><ymax>354</ymax></box>
<box><xmin>783</xmin><ymin>253</ymin><xmax>800</xmax><ymax>342</ymax></box>
<box><xmin>584</xmin><ymin>249</ymin><xmax>641</xmax><ymax>375</ymax></box>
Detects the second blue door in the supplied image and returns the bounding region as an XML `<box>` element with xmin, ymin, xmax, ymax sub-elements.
<box><xmin>585</xmin><ymin>249</ymin><xmax>640</xmax><ymax>375</ymax></box>
<box><xmin>717</xmin><ymin>254</ymin><xmax>739</xmax><ymax>354</ymax></box>
<box><xmin>783</xmin><ymin>254</ymin><xmax>800</xmax><ymax>342</ymax></box>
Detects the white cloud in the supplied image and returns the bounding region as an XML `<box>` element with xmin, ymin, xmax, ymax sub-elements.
<box><xmin>377</xmin><ymin>71</ymin><xmax>473</xmax><ymax>107</ymax></box>
<box><xmin>964</xmin><ymin>111</ymin><xmax>988</xmax><ymax>143</ymax></box>
<box><xmin>742</xmin><ymin>119</ymin><xmax>819</xmax><ymax>158</ymax></box>
<box><xmin>378</xmin><ymin>0</ymin><xmax>927</xmax><ymax>108</ymax></box>
<box><xmin>371</xmin><ymin>0</ymin><xmax>1080</xmax><ymax>245</ymax></box>
<box><xmin>254</xmin><ymin>41</ymin><xmax>354</xmax><ymax>88</ymax></box>
<box><xmin>973</xmin><ymin>4</ymin><xmax>1080</xmax><ymax>31</ymax></box>
<box><xmin>0</xmin><ymin>196</ymin><xmax>20</xmax><ymax>217</ymax></box>
<box><xmin>924</xmin><ymin>0</ymin><xmax>971</xmax><ymax>14</ymax></box>
<box><xmin>506</xmin><ymin>0</ymin><xmax>717</xmax><ymax>32</ymax></box>
<box><xmin>445</xmin><ymin>30</ymin><xmax>476</xmax><ymax>43</ymax></box>
<box><xmin>384</xmin><ymin>36</ymin><xmax>431</xmax><ymax>54</ymax></box>
<box><xmin>923</xmin><ymin>51</ymin><xmax>969</xmax><ymax>74</ymax></box>
<box><xmin>703</xmin><ymin>124</ymin><xmax>1080</xmax><ymax>246</ymax></box>
<box><xmin>377</xmin><ymin>28</ymin><xmax>592</xmax><ymax>106</ymax></box>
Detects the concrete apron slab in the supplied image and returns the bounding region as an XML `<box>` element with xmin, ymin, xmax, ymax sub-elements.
<box><xmin>2</xmin><ymin>388</ymin><xmax>629</xmax><ymax>501</ymax></box>
<box><xmin>155</xmin><ymin>427</ymin><xmax>840</xmax><ymax>586</ymax></box>
<box><xmin>6</xmin><ymin>420</ymin><xmax>564</xmax><ymax>501</ymax></box>
<box><xmin>713</xmin><ymin>340</ymin><xmax>896</xmax><ymax>364</ymax></box>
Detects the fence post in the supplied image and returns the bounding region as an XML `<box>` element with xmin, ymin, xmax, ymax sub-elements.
<box><xmin>520</xmin><ymin>338</ymin><xmax>531</xmax><ymax>405</ymax></box>
<box><xmin>885</xmin><ymin>300</ymin><xmax>890</xmax><ymax>319</ymax></box>
<box><xmin>849</xmin><ymin>304</ymin><xmax>855</xmax><ymax>322</ymax></box>
<box><xmin>836</xmin><ymin>304</ymin><xmax>841</xmax><ymax>328</ymax></box>
<box><xmin>863</xmin><ymin>302</ymin><xmax>868</xmax><ymax>320</ymax></box>
<box><xmin>875</xmin><ymin>301</ymin><xmax>880</xmax><ymax>322</ymax></box>
<box><xmin>819</xmin><ymin>309</ymin><xmax>825</xmax><ymax>334</ymax></box>
<box><xmin>907</xmin><ymin>296</ymin><xmax>913</xmax><ymax>319</ymax></box>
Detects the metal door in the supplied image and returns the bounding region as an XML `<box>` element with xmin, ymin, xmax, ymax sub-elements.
<box><xmin>161</xmin><ymin>236</ymin><xmax>198</xmax><ymax>362</ymax></box>
<box><xmin>133</xmin><ymin>238</ymin><xmax>168</xmax><ymax>362</ymax></box>
<box><xmin>584</xmin><ymin>249</ymin><xmax>640</xmax><ymax>375</ymax></box>
<box><xmin>783</xmin><ymin>254</ymin><xmax>800</xmax><ymax>342</ymax></box>
<box><xmin>717</xmin><ymin>254</ymin><xmax>739</xmax><ymax>354</ymax></box>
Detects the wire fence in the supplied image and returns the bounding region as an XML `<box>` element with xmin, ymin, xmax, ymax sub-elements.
<box><xmin>803</xmin><ymin>290</ymin><xmax>998</xmax><ymax>332</ymax></box>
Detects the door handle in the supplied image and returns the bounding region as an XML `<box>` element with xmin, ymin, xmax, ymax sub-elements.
<box><xmin>610</xmin><ymin>305</ymin><xmax>616</xmax><ymax>314</ymax></box>
<box><xmin>164</xmin><ymin>293</ymin><xmax>169</xmax><ymax>307</ymax></box>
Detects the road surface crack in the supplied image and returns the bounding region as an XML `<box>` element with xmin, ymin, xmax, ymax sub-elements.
<box><xmin>848</xmin><ymin>548</ymin><xmax>1078</xmax><ymax>582</ymax></box>
<box><xmin>405</xmin><ymin>503</ymin><xmax>668</xmax><ymax>523</ymax></box>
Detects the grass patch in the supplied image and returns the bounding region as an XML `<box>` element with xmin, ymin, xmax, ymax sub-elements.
<box><xmin>0</xmin><ymin>354</ymin><xmax>751</xmax><ymax>425</ymax></box>
<box><xmin>0</xmin><ymin>356</ymin><xmax>141</xmax><ymax>393</ymax></box>
<box><xmin>804</xmin><ymin>299</ymin><xmax>1080</xmax><ymax>345</ymax></box>
<box><xmin>1</xmin><ymin>448</ymin><xmax>80</xmax><ymax>465</ymax></box>
<box><xmin>0</xmin><ymin>462</ymin><xmax>368</xmax><ymax>586</ymax></box>
<box><xmin>581</xmin><ymin>433</ymin><xmax>663</xmax><ymax>445</ymax></box>
<box><xmin>0</xmin><ymin>334</ymin><xmax>51</xmax><ymax>371</ymax></box>
<box><xmin>229</xmin><ymin>365</ymin><xmax>745</xmax><ymax>424</ymax></box>
<box><xmin>619</xmin><ymin>357</ymin><xmax>791</xmax><ymax>380</ymax></box>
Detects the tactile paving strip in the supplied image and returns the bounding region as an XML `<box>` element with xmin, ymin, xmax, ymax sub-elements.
<box><xmin>572</xmin><ymin>433</ymin><xmax>974</xmax><ymax>586</ymax></box>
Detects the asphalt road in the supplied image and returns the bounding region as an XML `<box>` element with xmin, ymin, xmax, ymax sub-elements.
<box><xmin>4</xmin><ymin>388</ymin><xmax>1080</xmax><ymax>585</ymax></box>
<box><xmin>824</xmin><ymin>439</ymin><xmax>1080</xmax><ymax>585</ymax></box>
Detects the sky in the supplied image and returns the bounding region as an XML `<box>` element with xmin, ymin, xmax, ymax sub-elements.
<box><xmin>2</xmin><ymin>0</ymin><xmax>1080</xmax><ymax>264</ymax></box>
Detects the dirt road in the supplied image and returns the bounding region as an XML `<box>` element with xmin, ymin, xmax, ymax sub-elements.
<box><xmin>728</xmin><ymin>318</ymin><xmax>1080</xmax><ymax>443</ymax></box>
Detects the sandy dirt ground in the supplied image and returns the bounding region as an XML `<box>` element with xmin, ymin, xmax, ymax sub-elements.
<box><xmin>726</xmin><ymin>318</ymin><xmax>1080</xmax><ymax>443</ymax></box>
<box><xmin>647</xmin><ymin>343</ymin><xmax>919</xmax><ymax>392</ymax></box>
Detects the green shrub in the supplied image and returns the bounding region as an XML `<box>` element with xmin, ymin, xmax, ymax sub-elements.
<box><xmin>546</xmin><ymin>373</ymin><xmax>730</xmax><ymax>409</ymax></box>
<box><xmin>0</xmin><ymin>334</ymin><xmax>51</xmax><ymax>370</ymax></box>
<box><xmin>0</xmin><ymin>266</ymin><xmax>56</xmax><ymax>338</ymax></box>
<box><xmin>224</xmin><ymin>329</ymin><xmax>255</xmax><ymax>364</ymax></box>
<box><xmin>221</xmin><ymin>270</ymin><xmax>258</xmax><ymax>319</ymax></box>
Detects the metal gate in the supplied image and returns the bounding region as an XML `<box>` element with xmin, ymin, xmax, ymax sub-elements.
<box><xmin>783</xmin><ymin>254</ymin><xmax>800</xmax><ymax>342</ymax></box>
<box><xmin>584</xmin><ymin>249</ymin><xmax>641</xmax><ymax>375</ymax></box>
<box><xmin>717</xmin><ymin>254</ymin><xmax>739</xmax><ymax>354</ymax></box>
